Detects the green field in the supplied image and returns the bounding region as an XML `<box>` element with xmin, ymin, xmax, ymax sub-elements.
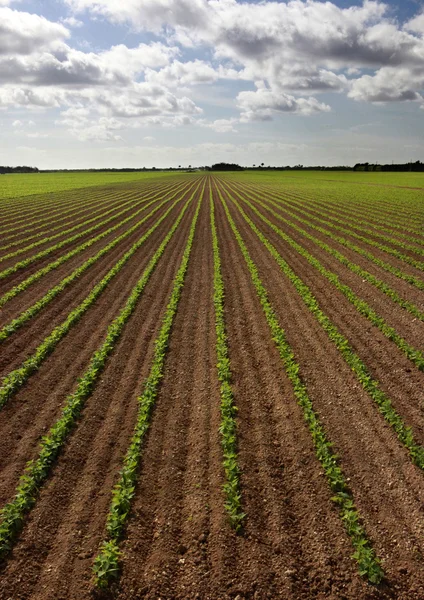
<box><xmin>0</xmin><ymin>171</ymin><xmax>181</xmax><ymax>200</ymax></box>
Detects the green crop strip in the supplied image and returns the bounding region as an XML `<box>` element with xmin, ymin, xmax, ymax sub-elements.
<box><xmin>216</xmin><ymin>184</ymin><xmax>384</xmax><ymax>585</ymax></box>
<box><xmin>0</xmin><ymin>184</ymin><xmax>190</xmax><ymax>280</ymax></box>
<box><xmin>0</xmin><ymin>178</ymin><xmax>179</xmax><ymax>244</ymax></box>
<box><xmin>0</xmin><ymin>182</ymin><xmax>201</xmax><ymax>411</ymax></box>
<box><xmin>92</xmin><ymin>187</ymin><xmax>204</xmax><ymax>589</ymax></box>
<box><xmin>274</xmin><ymin>194</ymin><xmax>424</xmax><ymax>256</ymax></box>
<box><xmin>220</xmin><ymin>183</ymin><xmax>424</xmax><ymax>472</ymax></box>
<box><xmin>0</xmin><ymin>196</ymin><xmax>178</xmax><ymax>342</ymax></box>
<box><xmin>0</xmin><ymin>192</ymin><xmax>119</xmax><ymax>244</ymax></box>
<box><xmin>0</xmin><ymin>184</ymin><xmax>136</xmax><ymax>237</ymax></box>
<box><xmin>0</xmin><ymin>187</ymin><xmax>165</xmax><ymax>263</ymax></box>
<box><xmin>0</xmin><ymin>186</ymin><xmax>164</xmax><ymax>251</ymax></box>
<box><xmin>231</xmin><ymin>182</ymin><xmax>424</xmax><ymax>291</ymax></box>
<box><xmin>0</xmin><ymin>184</ymin><xmax>200</xmax><ymax>561</ymax></box>
<box><xmin>245</xmin><ymin>179</ymin><xmax>423</xmax><ymax>233</ymax></box>
<box><xmin>223</xmin><ymin>182</ymin><xmax>424</xmax><ymax>321</ymax></box>
<box><xmin>253</xmin><ymin>183</ymin><xmax>424</xmax><ymax>243</ymax></box>
<box><xmin>223</xmin><ymin>186</ymin><xmax>424</xmax><ymax>371</ymax></box>
<box><xmin>210</xmin><ymin>187</ymin><xmax>244</xmax><ymax>532</ymax></box>
<box><xmin>247</xmin><ymin>189</ymin><xmax>424</xmax><ymax>270</ymax></box>
<box><xmin>0</xmin><ymin>181</ymin><xmax>193</xmax><ymax>308</ymax></box>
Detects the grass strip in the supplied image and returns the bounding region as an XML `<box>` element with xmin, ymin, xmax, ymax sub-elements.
<box><xmin>0</xmin><ymin>180</ymin><xmax>192</xmax><ymax>308</ymax></box>
<box><xmin>92</xmin><ymin>187</ymin><xmax>204</xmax><ymax>589</ymax></box>
<box><xmin>0</xmin><ymin>186</ymin><xmax>199</xmax><ymax>560</ymax></box>
<box><xmin>221</xmin><ymin>183</ymin><xmax>424</xmax><ymax>471</ymax></box>
<box><xmin>0</xmin><ymin>182</ymin><xmax>200</xmax><ymax>411</ymax></box>
<box><xmin>217</xmin><ymin>184</ymin><xmax>384</xmax><ymax>585</ymax></box>
<box><xmin>210</xmin><ymin>187</ymin><xmax>245</xmax><ymax>532</ymax></box>
<box><xmin>224</xmin><ymin>186</ymin><xmax>424</xmax><ymax>371</ymax></box>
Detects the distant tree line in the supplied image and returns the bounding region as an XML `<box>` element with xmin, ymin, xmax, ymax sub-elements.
<box><xmin>3</xmin><ymin>162</ymin><xmax>424</xmax><ymax>174</ymax></box>
<box><xmin>353</xmin><ymin>161</ymin><xmax>424</xmax><ymax>172</ymax></box>
<box><xmin>0</xmin><ymin>166</ymin><xmax>39</xmax><ymax>174</ymax></box>
<box><xmin>210</xmin><ymin>162</ymin><xmax>244</xmax><ymax>171</ymax></box>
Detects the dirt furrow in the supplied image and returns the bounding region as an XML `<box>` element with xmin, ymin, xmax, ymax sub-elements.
<box><xmin>0</xmin><ymin>192</ymin><xmax>192</xmax><ymax>375</ymax></box>
<box><xmin>230</xmin><ymin>181</ymin><xmax>424</xmax><ymax>280</ymax></box>
<box><xmin>0</xmin><ymin>180</ymin><xmax>191</xmax><ymax>302</ymax></box>
<box><xmin>114</xmin><ymin>187</ymin><xmax>222</xmax><ymax>599</ymax></box>
<box><xmin>220</xmin><ymin>182</ymin><xmax>424</xmax><ymax>597</ymax></box>
<box><xmin>227</xmin><ymin>182</ymin><xmax>424</xmax><ymax>307</ymax></box>
<box><xmin>220</xmin><ymin>183</ymin><xmax>424</xmax><ymax>356</ymax></box>
<box><xmin>0</xmin><ymin>188</ymin><xmax>174</xmax><ymax>257</ymax></box>
<box><xmin>0</xmin><ymin>192</ymin><xmax>199</xmax><ymax>508</ymax></box>
<box><xmin>0</xmin><ymin>193</ymin><xmax>199</xmax><ymax>600</ymax></box>
<box><xmin>221</xmin><ymin>186</ymin><xmax>424</xmax><ymax>443</ymax></box>
<box><xmin>0</xmin><ymin>187</ymin><xmax>173</xmax><ymax>272</ymax></box>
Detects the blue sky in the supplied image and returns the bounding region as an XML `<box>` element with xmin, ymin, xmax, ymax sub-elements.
<box><xmin>1</xmin><ymin>0</ymin><xmax>424</xmax><ymax>168</ymax></box>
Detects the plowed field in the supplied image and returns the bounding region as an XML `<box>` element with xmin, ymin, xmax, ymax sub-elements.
<box><xmin>0</xmin><ymin>173</ymin><xmax>423</xmax><ymax>599</ymax></box>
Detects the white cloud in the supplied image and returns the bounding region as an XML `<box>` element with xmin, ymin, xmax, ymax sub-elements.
<box><xmin>349</xmin><ymin>66</ymin><xmax>424</xmax><ymax>102</ymax></box>
<box><xmin>63</xmin><ymin>0</ymin><xmax>424</xmax><ymax>113</ymax></box>
<box><xmin>199</xmin><ymin>117</ymin><xmax>238</xmax><ymax>133</ymax></box>
<box><xmin>237</xmin><ymin>87</ymin><xmax>331</xmax><ymax>120</ymax></box>
<box><xmin>0</xmin><ymin>7</ymin><xmax>69</xmax><ymax>55</ymax></box>
<box><xmin>60</xmin><ymin>16</ymin><xmax>84</xmax><ymax>28</ymax></box>
<box><xmin>404</xmin><ymin>12</ymin><xmax>424</xmax><ymax>35</ymax></box>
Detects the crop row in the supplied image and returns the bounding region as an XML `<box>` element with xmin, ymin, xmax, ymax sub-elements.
<box><xmin>92</xmin><ymin>184</ymin><xmax>204</xmax><ymax>588</ymax></box>
<box><xmin>0</xmin><ymin>180</ymin><xmax>193</xmax><ymax>309</ymax></box>
<box><xmin>260</xmin><ymin>184</ymin><xmax>424</xmax><ymax>240</ymax></box>
<box><xmin>0</xmin><ymin>183</ymin><xmax>141</xmax><ymax>236</ymax></box>
<box><xmin>209</xmin><ymin>187</ymin><xmax>244</xmax><ymax>532</ymax></box>
<box><xmin>224</xmin><ymin>183</ymin><xmax>424</xmax><ymax>322</ymax></box>
<box><xmin>238</xmin><ymin>182</ymin><xmax>424</xmax><ymax>259</ymax></box>
<box><xmin>0</xmin><ymin>183</ymin><xmax>201</xmax><ymax>411</ymax></box>
<box><xmin>0</xmin><ymin>184</ymin><xmax>199</xmax><ymax>560</ymax></box>
<box><xmin>222</xmin><ymin>182</ymin><xmax>424</xmax><ymax>473</ymax></box>
<box><xmin>233</xmin><ymin>182</ymin><xmax>424</xmax><ymax>291</ymax></box>
<box><xmin>0</xmin><ymin>181</ymin><xmax>190</xmax><ymax>282</ymax></box>
<box><xmin>0</xmin><ymin>183</ymin><xmax>144</xmax><ymax>241</ymax></box>
<box><xmin>226</xmin><ymin>173</ymin><xmax>421</xmax><ymax>230</ymax></box>
<box><xmin>0</xmin><ymin>193</ymin><xmax>182</xmax><ymax>342</ymax></box>
<box><xmin>216</xmin><ymin>183</ymin><xmax>384</xmax><ymax>584</ymax></box>
<box><xmin>0</xmin><ymin>185</ymin><xmax>170</xmax><ymax>263</ymax></box>
<box><xmin>0</xmin><ymin>182</ymin><xmax>175</xmax><ymax>251</ymax></box>
<box><xmin>257</xmin><ymin>178</ymin><xmax>424</xmax><ymax>228</ymax></box>
<box><xmin>221</xmin><ymin>184</ymin><xmax>424</xmax><ymax>371</ymax></box>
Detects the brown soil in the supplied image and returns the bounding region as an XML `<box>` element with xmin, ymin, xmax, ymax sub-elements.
<box><xmin>228</xmin><ymin>179</ymin><xmax>424</xmax><ymax>300</ymax></box>
<box><xmin>0</xmin><ymin>174</ymin><xmax>423</xmax><ymax>599</ymax></box>
<box><xmin>0</xmin><ymin>184</ymin><xmax>162</xmax><ymax>254</ymax></box>
<box><xmin>219</xmin><ymin>180</ymin><xmax>424</xmax><ymax>348</ymax></box>
<box><xmin>0</xmin><ymin>181</ymin><xmax>184</xmax><ymax>271</ymax></box>
<box><xmin>0</xmin><ymin>179</ymin><xmax>192</xmax><ymax>306</ymax></box>
<box><xmin>215</xmin><ymin>178</ymin><xmax>424</xmax><ymax>598</ymax></box>
<box><xmin>246</xmin><ymin>181</ymin><xmax>423</xmax><ymax>235</ymax></box>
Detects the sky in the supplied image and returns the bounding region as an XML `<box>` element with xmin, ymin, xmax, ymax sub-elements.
<box><xmin>1</xmin><ymin>0</ymin><xmax>424</xmax><ymax>169</ymax></box>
